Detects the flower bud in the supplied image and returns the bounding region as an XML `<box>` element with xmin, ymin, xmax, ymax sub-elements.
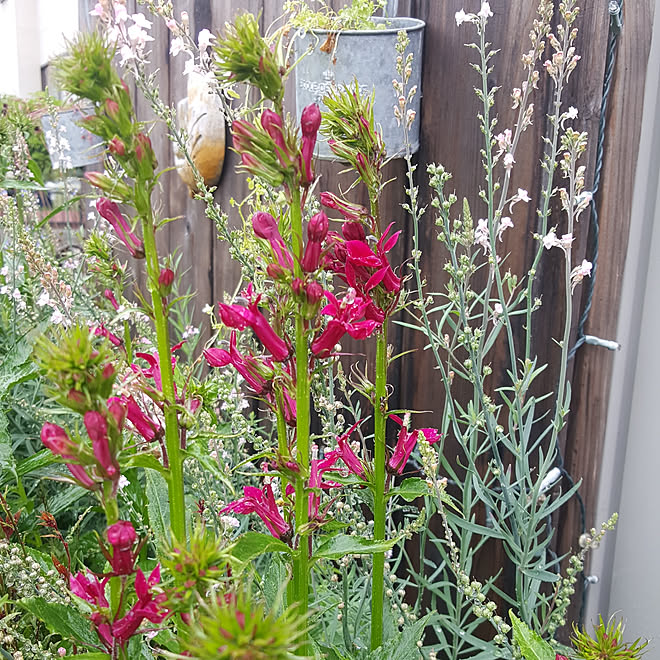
<box><xmin>342</xmin><ymin>222</ymin><xmax>366</xmax><ymax>242</ymax></box>
<box><xmin>134</xmin><ymin>132</ymin><xmax>156</xmax><ymax>180</ymax></box>
<box><xmin>85</xmin><ymin>172</ymin><xmax>132</xmax><ymax>200</ymax></box>
<box><xmin>105</xmin><ymin>98</ymin><xmax>120</xmax><ymax>121</ymax></box>
<box><xmin>305</xmin><ymin>281</ymin><xmax>323</xmax><ymax>305</ymax></box>
<box><xmin>158</xmin><ymin>267</ymin><xmax>174</xmax><ymax>295</ymax></box>
<box><xmin>300</xmin><ymin>103</ymin><xmax>322</xmax><ymax>139</ymax></box>
<box><xmin>108</xmin><ymin>136</ymin><xmax>126</xmax><ymax>157</ymax></box>
<box><xmin>84</xmin><ymin>411</ymin><xmax>119</xmax><ymax>480</ymax></box>
<box><xmin>307</xmin><ymin>211</ymin><xmax>329</xmax><ymax>243</ymax></box>
<box><xmin>107</xmin><ymin>520</ymin><xmax>137</xmax><ymax>575</ymax></box>
<box><xmin>41</xmin><ymin>423</ymin><xmax>77</xmax><ymax>461</ymax></box>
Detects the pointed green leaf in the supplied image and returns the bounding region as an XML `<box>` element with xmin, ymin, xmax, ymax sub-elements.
<box><xmin>509</xmin><ymin>611</ymin><xmax>555</xmax><ymax>660</ymax></box>
<box><xmin>230</xmin><ymin>531</ymin><xmax>291</xmax><ymax>569</ymax></box>
<box><xmin>313</xmin><ymin>533</ymin><xmax>399</xmax><ymax>560</ymax></box>
<box><xmin>19</xmin><ymin>597</ymin><xmax>100</xmax><ymax>647</ymax></box>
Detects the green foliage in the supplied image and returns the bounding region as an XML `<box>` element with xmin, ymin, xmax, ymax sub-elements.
<box><xmin>572</xmin><ymin>617</ymin><xmax>648</xmax><ymax>660</ymax></box>
<box><xmin>285</xmin><ymin>0</ymin><xmax>387</xmax><ymax>31</ymax></box>
<box><xmin>510</xmin><ymin>611</ymin><xmax>555</xmax><ymax>660</ymax></box>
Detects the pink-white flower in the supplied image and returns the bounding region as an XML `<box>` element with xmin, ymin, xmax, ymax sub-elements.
<box><xmin>113</xmin><ymin>2</ymin><xmax>128</xmax><ymax>24</ymax></box>
<box><xmin>127</xmin><ymin>23</ymin><xmax>154</xmax><ymax>49</ymax></box>
<box><xmin>516</xmin><ymin>188</ymin><xmax>530</xmax><ymax>203</ymax></box>
<box><xmin>197</xmin><ymin>28</ymin><xmax>216</xmax><ymax>50</ymax></box>
<box><xmin>474</xmin><ymin>218</ymin><xmax>490</xmax><ymax>254</ymax></box>
<box><xmin>497</xmin><ymin>216</ymin><xmax>514</xmax><ymax>241</ymax></box>
<box><xmin>165</xmin><ymin>18</ymin><xmax>177</xmax><ymax>31</ymax></box>
<box><xmin>131</xmin><ymin>13</ymin><xmax>152</xmax><ymax>30</ymax></box>
<box><xmin>503</xmin><ymin>153</ymin><xmax>515</xmax><ymax>170</ymax></box>
<box><xmin>478</xmin><ymin>2</ymin><xmax>493</xmax><ymax>19</ymax></box>
<box><xmin>570</xmin><ymin>259</ymin><xmax>592</xmax><ymax>292</ymax></box>
<box><xmin>170</xmin><ymin>36</ymin><xmax>186</xmax><ymax>57</ymax></box>
<box><xmin>183</xmin><ymin>58</ymin><xmax>196</xmax><ymax>76</ymax></box>
<box><xmin>90</xmin><ymin>3</ymin><xmax>106</xmax><ymax>18</ymax></box>
<box><xmin>496</xmin><ymin>129</ymin><xmax>512</xmax><ymax>151</ymax></box>
<box><xmin>543</xmin><ymin>229</ymin><xmax>559</xmax><ymax>250</ymax></box>
<box><xmin>455</xmin><ymin>9</ymin><xmax>475</xmax><ymax>26</ymax></box>
<box><xmin>560</xmin><ymin>233</ymin><xmax>574</xmax><ymax>248</ymax></box>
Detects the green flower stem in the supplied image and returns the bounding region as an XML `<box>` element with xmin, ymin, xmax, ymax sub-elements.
<box><xmin>103</xmin><ymin>485</ymin><xmax>121</xmax><ymax>621</ymax></box>
<box><xmin>371</xmin><ymin>327</ymin><xmax>388</xmax><ymax>650</ymax></box>
<box><xmin>140</xmin><ymin>204</ymin><xmax>186</xmax><ymax>542</ymax></box>
<box><xmin>290</xmin><ymin>188</ymin><xmax>311</xmax><ymax>641</ymax></box>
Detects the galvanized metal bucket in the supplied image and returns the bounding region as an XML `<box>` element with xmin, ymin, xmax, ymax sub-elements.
<box><xmin>41</xmin><ymin>106</ymin><xmax>104</xmax><ymax>170</ymax></box>
<box><xmin>294</xmin><ymin>16</ymin><xmax>425</xmax><ymax>160</ymax></box>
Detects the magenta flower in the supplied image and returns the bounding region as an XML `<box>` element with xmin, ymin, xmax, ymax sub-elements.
<box><xmin>388</xmin><ymin>414</ymin><xmax>440</xmax><ymax>474</ymax></box>
<box><xmin>261</xmin><ymin>109</ymin><xmax>295</xmax><ymax>169</ymax></box>
<box><xmin>112</xmin><ymin>565</ymin><xmax>168</xmax><ymax>644</ymax></box>
<box><xmin>204</xmin><ymin>331</ymin><xmax>274</xmax><ymax>394</ymax></box>
<box><xmin>158</xmin><ymin>267</ymin><xmax>174</xmax><ymax>294</ymax></box>
<box><xmin>111</xmin><ymin>395</ymin><xmax>160</xmax><ymax>442</ymax></box>
<box><xmin>70</xmin><ymin>571</ymin><xmax>112</xmax><ymax>648</ymax></box>
<box><xmin>300</xmin><ymin>103</ymin><xmax>321</xmax><ymax>183</ymax></box>
<box><xmin>107</xmin><ymin>520</ymin><xmax>138</xmax><ymax>575</ymax></box>
<box><xmin>301</xmin><ymin>211</ymin><xmax>329</xmax><ymax>273</ymax></box>
<box><xmin>84</xmin><ymin>411</ymin><xmax>119</xmax><ymax>480</ymax></box>
<box><xmin>321</xmin><ymin>191</ymin><xmax>371</xmax><ymax>225</ymax></box>
<box><xmin>66</xmin><ymin>463</ymin><xmax>98</xmax><ymax>489</ymax></box>
<box><xmin>96</xmin><ymin>198</ymin><xmax>144</xmax><ymax>259</ymax></box>
<box><xmin>94</xmin><ymin>324</ymin><xmax>123</xmax><ymax>347</ymax></box>
<box><xmin>308</xmin><ymin>452</ymin><xmax>341</xmax><ymax>518</ymax></box>
<box><xmin>252</xmin><ymin>212</ymin><xmax>294</xmax><ymax>270</ymax></box>
<box><xmin>41</xmin><ymin>423</ymin><xmax>77</xmax><ymax>461</ymax></box>
<box><xmin>310</xmin><ymin>290</ymin><xmax>381</xmax><ymax>358</ymax></box>
<box><xmin>217</xmin><ymin>301</ymin><xmax>289</xmax><ymax>362</ymax></box>
<box><xmin>220</xmin><ymin>483</ymin><xmax>290</xmax><ymax>539</ymax></box>
<box><xmin>333</xmin><ymin>420</ymin><xmax>366</xmax><ymax>478</ymax></box>
<box><xmin>104</xmin><ymin>288</ymin><xmax>120</xmax><ymax>311</ymax></box>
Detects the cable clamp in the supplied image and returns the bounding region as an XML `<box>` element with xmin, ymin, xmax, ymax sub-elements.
<box><xmin>583</xmin><ymin>335</ymin><xmax>620</xmax><ymax>351</ymax></box>
<box><xmin>608</xmin><ymin>1</ymin><xmax>623</xmax><ymax>35</ymax></box>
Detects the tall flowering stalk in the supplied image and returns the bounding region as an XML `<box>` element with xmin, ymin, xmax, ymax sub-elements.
<box><xmin>321</xmin><ymin>81</ymin><xmax>396</xmax><ymax>650</ymax></box>
<box><xmin>54</xmin><ymin>32</ymin><xmax>186</xmax><ymax>541</ymax></box>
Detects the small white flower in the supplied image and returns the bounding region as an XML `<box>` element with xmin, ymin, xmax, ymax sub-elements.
<box><xmin>117</xmin><ymin>475</ymin><xmax>130</xmax><ymax>491</ymax></box>
<box><xmin>455</xmin><ymin>9</ymin><xmax>476</xmax><ymax>26</ymax></box>
<box><xmin>517</xmin><ymin>188</ymin><xmax>530</xmax><ymax>203</ymax></box>
<box><xmin>543</xmin><ymin>229</ymin><xmax>558</xmax><ymax>250</ymax></box>
<box><xmin>197</xmin><ymin>28</ymin><xmax>216</xmax><ymax>51</ymax></box>
<box><xmin>113</xmin><ymin>2</ymin><xmax>128</xmax><ymax>24</ymax></box>
<box><xmin>0</xmin><ymin>266</ymin><xmax>8</xmax><ymax>277</ymax></box>
<box><xmin>202</xmin><ymin>303</ymin><xmax>213</xmax><ymax>315</ymax></box>
<box><xmin>51</xmin><ymin>309</ymin><xmax>65</xmax><ymax>325</ymax></box>
<box><xmin>492</xmin><ymin>302</ymin><xmax>503</xmax><ymax>325</ymax></box>
<box><xmin>183</xmin><ymin>58</ymin><xmax>197</xmax><ymax>76</ymax></box>
<box><xmin>127</xmin><ymin>24</ymin><xmax>154</xmax><ymax>48</ymax></box>
<box><xmin>566</xmin><ymin>106</ymin><xmax>578</xmax><ymax>120</ymax></box>
<box><xmin>11</xmin><ymin>288</ymin><xmax>22</xmax><ymax>302</ymax></box>
<box><xmin>170</xmin><ymin>36</ymin><xmax>186</xmax><ymax>57</ymax></box>
<box><xmin>165</xmin><ymin>18</ymin><xmax>177</xmax><ymax>31</ymax></box>
<box><xmin>131</xmin><ymin>13</ymin><xmax>152</xmax><ymax>30</ymax></box>
<box><xmin>119</xmin><ymin>44</ymin><xmax>137</xmax><ymax>66</ymax></box>
<box><xmin>503</xmin><ymin>153</ymin><xmax>515</xmax><ymax>170</ymax></box>
<box><xmin>220</xmin><ymin>515</ymin><xmax>240</xmax><ymax>529</ymax></box>
<box><xmin>474</xmin><ymin>218</ymin><xmax>491</xmax><ymax>254</ymax></box>
<box><xmin>37</xmin><ymin>290</ymin><xmax>51</xmax><ymax>307</ymax></box>
<box><xmin>560</xmin><ymin>233</ymin><xmax>574</xmax><ymax>248</ymax></box>
<box><xmin>478</xmin><ymin>2</ymin><xmax>493</xmax><ymax>19</ymax></box>
<box><xmin>497</xmin><ymin>216</ymin><xmax>513</xmax><ymax>241</ymax></box>
<box><xmin>90</xmin><ymin>2</ymin><xmax>106</xmax><ymax>18</ymax></box>
<box><xmin>0</xmin><ymin>285</ymin><xmax>9</xmax><ymax>296</ymax></box>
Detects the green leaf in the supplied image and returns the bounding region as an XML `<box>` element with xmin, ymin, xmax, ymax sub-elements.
<box><xmin>366</xmin><ymin>614</ymin><xmax>433</xmax><ymax>659</ymax></box>
<box><xmin>388</xmin><ymin>477</ymin><xmax>430</xmax><ymax>502</ymax></box>
<box><xmin>0</xmin><ymin>449</ymin><xmax>56</xmax><ymax>486</ymax></box>
<box><xmin>0</xmin><ymin>412</ymin><xmax>14</xmax><ymax>476</ymax></box>
<box><xmin>317</xmin><ymin>645</ymin><xmax>352</xmax><ymax>660</ymax></box>
<box><xmin>19</xmin><ymin>597</ymin><xmax>100</xmax><ymax>647</ymax></box>
<box><xmin>124</xmin><ymin>453</ymin><xmax>168</xmax><ymax>476</ymax></box>
<box><xmin>146</xmin><ymin>469</ymin><xmax>170</xmax><ymax>546</ymax></box>
<box><xmin>313</xmin><ymin>534</ymin><xmax>400</xmax><ymax>560</ymax></box>
<box><xmin>47</xmin><ymin>484</ymin><xmax>88</xmax><ymax>516</ymax></box>
<box><xmin>509</xmin><ymin>611</ymin><xmax>555</xmax><ymax>660</ymax></box>
<box><xmin>230</xmin><ymin>531</ymin><xmax>291</xmax><ymax>569</ymax></box>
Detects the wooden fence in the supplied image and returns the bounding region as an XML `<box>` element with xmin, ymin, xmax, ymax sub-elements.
<box><xmin>108</xmin><ymin>0</ymin><xmax>653</xmax><ymax>622</ymax></box>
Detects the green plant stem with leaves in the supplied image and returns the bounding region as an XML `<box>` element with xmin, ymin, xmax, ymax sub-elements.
<box><xmin>140</xmin><ymin>201</ymin><xmax>186</xmax><ymax>542</ymax></box>
<box><xmin>290</xmin><ymin>188</ymin><xmax>311</xmax><ymax>648</ymax></box>
<box><xmin>370</xmin><ymin>327</ymin><xmax>388</xmax><ymax>650</ymax></box>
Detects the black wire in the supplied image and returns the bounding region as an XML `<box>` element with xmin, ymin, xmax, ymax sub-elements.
<box><xmin>568</xmin><ymin>0</ymin><xmax>624</xmax><ymax>361</ymax></box>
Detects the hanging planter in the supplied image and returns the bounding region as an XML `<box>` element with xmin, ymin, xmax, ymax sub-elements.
<box><xmin>294</xmin><ymin>16</ymin><xmax>425</xmax><ymax>160</ymax></box>
<box><xmin>40</xmin><ymin>105</ymin><xmax>104</xmax><ymax>170</ymax></box>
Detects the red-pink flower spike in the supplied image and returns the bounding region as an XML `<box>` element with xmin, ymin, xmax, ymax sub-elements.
<box><xmin>41</xmin><ymin>423</ymin><xmax>77</xmax><ymax>461</ymax></box>
<box><xmin>107</xmin><ymin>520</ymin><xmax>138</xmax><ymax>575</ymax></box>
<box><xmin>220</xmin><ymin>484</ymin><xmax>291</xmax><ymax>539</ymax></box>
<box><xmin>301</xmin><ymin>211</ymin><xmax>329</xmax><ymax>273</ymax></box>
<box><xmin>300</xmin><ymin>103</ymin><xmax>321</xmax><ymax>183</ymax></box>
<box><xmin>96</xmin><ymin>198</ymin><xmax>145</xmax><ymax>259</ymax></box>
<box><xmin>84</xmin><ymin>411</ymin><xmax>119</xmax><ymax>480</ymax></box>
<box><xmin>388</xmin><ymin>414</ymin><xmax>441</xmax><ymax>474</ymax></box>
